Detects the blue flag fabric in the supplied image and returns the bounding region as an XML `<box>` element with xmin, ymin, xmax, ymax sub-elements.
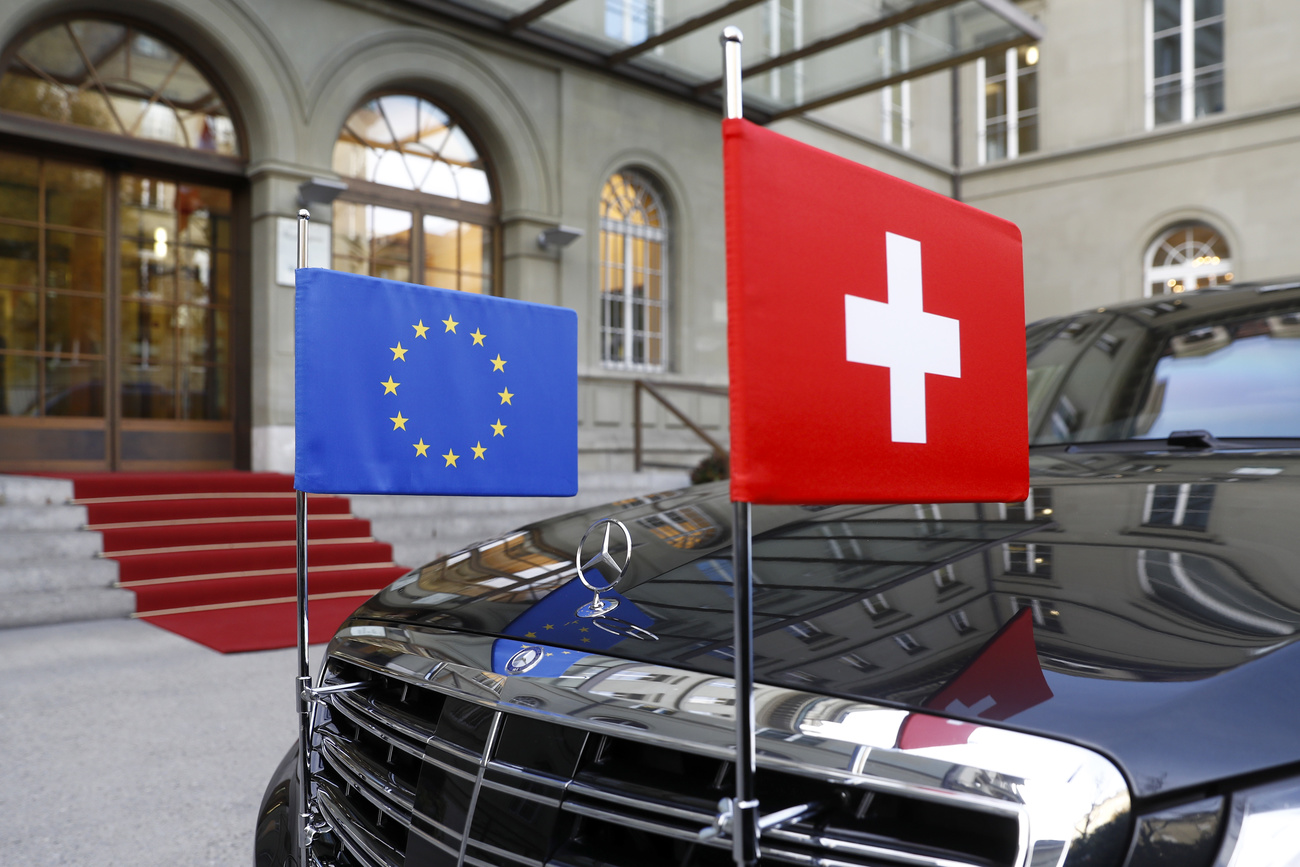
<box><xmin>294</xmin><ymin>268</ymin><xmax>577</xmax><ymax>496</ymax></box>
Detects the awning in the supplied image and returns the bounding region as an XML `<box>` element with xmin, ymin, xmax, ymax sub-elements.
<box><xmin>398</xmin><ymin>0</ymin><xmax>1043</xmax><ymax>123</ymax></box>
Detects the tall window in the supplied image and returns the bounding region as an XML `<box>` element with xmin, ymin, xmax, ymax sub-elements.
<box><xmin>977</xmin><ymin>44</ymin><xmax>1039</xmax><ymax>164</ymax></box>
<box><xmin>600</xmin><ymin>171</ymin><xmax>667</xmax><ymax>371</ymax></box>
<box><xmin>332</xmin><ymin>94</ymin><xmax>496</xmax><ymax>294</ymax></box>
<box><xmin>1144</xmin><ymin>222</ymin><xmax>1233</xmax><ymax>295</ymax></box>
<box><xmin>1147</xmin><ymin>0</ymin><xmax>1224</xmax><ymax>128</ymax></box>
<box><xmin>0</xmin><ymin>19</ymin><xmax>238</xmax><ymax>155</ymax></box>
<box><xmin>881</xmin><ymin>27</ymin><xmax>911</xmax><ymax>150</ymax></box>
<box><xmin>605</xmin><ymin>0</ymin><xmax>660</xmax><ymax>44</ymax></box>
<box><xmin>763</xmin><ymin>0</ymin><xmax>803</xmax><ymax>103</ymax></box>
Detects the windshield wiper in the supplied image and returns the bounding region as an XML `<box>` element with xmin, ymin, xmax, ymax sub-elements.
<box><xmin>1054</xmin><ymin>431</ymin><xmax>1300</xmax><ymax>454</ymax></box>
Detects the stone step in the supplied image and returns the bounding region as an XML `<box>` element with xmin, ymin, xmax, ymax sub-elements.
<box><xmin>0</xmin><ymin>530</ymin><xmax>103</xmax><ymax>563</ymax></box>
<box><xmin>0</xmin><ymin>474</ymin><xmax>74</xmax><ymax>506</ymax></box>
<box><xmin>0</xmin><ymin>504</ymin><xmax>89</xmax><ymax>531</ymax></box>
<box><xmin>0</xmin><ymin>587</ymin><xmax>136</xmax><ymax>629</ymax></box>
<box><xmin>0</xmin><ymin>557</ymin><xmax>119</xmax><ymax>594</ymax></box>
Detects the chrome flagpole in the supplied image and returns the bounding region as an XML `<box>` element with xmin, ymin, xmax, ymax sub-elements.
<box><xmin>294</xmin><ymin>208</ymin><xmax>314</xmax><ymax>867</ymax></box>
<box><xmin>722</xmin><ymin>26</ymin><xmax>760</xmax><ymax>867</ymax></box>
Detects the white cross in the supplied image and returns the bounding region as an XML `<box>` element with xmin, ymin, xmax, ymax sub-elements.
<box><xmin>845</xmin><ymin>233</ymin><xmax>961</xmax><ymax>444</ymax></box>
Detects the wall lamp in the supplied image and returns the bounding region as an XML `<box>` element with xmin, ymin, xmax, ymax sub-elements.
<box><xmin>537</xmin><ymin>225</ymin><xmax>584</xmax><ymax>251</ymax></box>
<box><xmin>297</xmin><ymin>177</ymin><xmax>348</xmax><ymax>208</ymax></box>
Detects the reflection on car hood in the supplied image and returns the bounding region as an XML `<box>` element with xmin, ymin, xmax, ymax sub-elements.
<box><xmin>351</xmin><ymin>447</ymin><xmax>1300</xmax><ymax>799</ymax></box>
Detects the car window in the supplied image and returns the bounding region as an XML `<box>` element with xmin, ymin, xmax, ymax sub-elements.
<box><xmin>1028</xmin><ymin>305</ymin><xmax>1300</xmax><ymax>443</ymax></box>
<box><xmin>1135</xmin><ymin>314</ymin><xmax>1300</xmax><ymax>438</ymax></box>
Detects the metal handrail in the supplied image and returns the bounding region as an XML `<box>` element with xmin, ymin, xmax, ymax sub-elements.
<box><xmin>633</xmin><ymin>379</ymin><xmax>729</xmax><ymax>472</ymax></box>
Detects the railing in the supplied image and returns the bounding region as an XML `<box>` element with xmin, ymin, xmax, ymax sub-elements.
<box><xmin>633</xmin><ymin>380</ymin><xmax>729</xmax><ymax>472</ymax></box>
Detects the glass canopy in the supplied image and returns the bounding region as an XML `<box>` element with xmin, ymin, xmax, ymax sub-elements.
<box><xmin>419</xmin><ymin>0</ymin><xmax>1042</xmax><ymax>122</ymax></box>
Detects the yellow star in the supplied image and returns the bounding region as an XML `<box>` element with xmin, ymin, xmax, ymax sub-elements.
<box><xmin>581</xmin><ymin>638</ymin><xmax>590</xmax><ymax>643</ymax></box>
<box><xmin>390</xmin><ymin>342</ymin><xmax>407</xmax><ymax>361</ymax></box>
<box><xmin>442</xmin><ymin>315</ymin><xmax>458</xmax><ymax>333</ymax></box>
<box><xmin>470</xmin><ymin>328</ymin><xmax>485</xmax><ymax>346</ymax></box>
<box><xmin>579</xmin><ymin>627</ymin><xmax>589</xmax><ymax>633</ymax></box>
<box><xmin>524</xmin><ymin>631</ymin><xmax>536</xmax><ymax>639</ymax></box>
<box><xmin>413</xmin><ymin>320</ymin><xmax>429</xmax><ymax>339</ymax></box>
<box><xmin>442</xmin><ymin>448</ymin><xmax>459</xmax><ymax>467</ymax></box>
<box><xmin>472</xmin><ymin>441</ymin><xmax>486</xmax><ymax>460</ymax></box>
<box><xmin>490</xmin><ymin>354</ymin><xmax>506</xmax><ymax>372</ymax></box>
<box><xmin>498</xmin><ymin>387</ymin><xmax>513</xmax><ymax>405</ymax></box>
<box><xmin>381</xmin><ymin>376</ymin><xmax>399</xmax><ymax>395</ymax></box>
<box><xmin>543</xmin><ymin>624</ymin><xmax>554</xmax><ymax>630</ymax></box>
<box><xmin>390</xmin><ymin>412</ymin><xmax>408</xmax><ymax>430</ymax></box>
<box><xmin>491</xmin><ymin>419</ymin><xmax>506</xmax><ymax>437</ymax></box>
<box><xmin>413</xmin><ymin>439</ymin><xmax>429</xmax><ymax>457</ymax></box>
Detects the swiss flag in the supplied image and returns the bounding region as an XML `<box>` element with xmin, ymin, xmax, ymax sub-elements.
<box><xmin>724</xmin><ymin>119</ymin><xmax>1028</xmax><ymax>504</ymax></box>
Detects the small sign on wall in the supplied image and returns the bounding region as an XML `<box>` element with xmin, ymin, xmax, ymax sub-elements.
<box><xmin>276</xmin><ymin>217</ymin><xmax>332</xmax><ymax>286</ymax></box>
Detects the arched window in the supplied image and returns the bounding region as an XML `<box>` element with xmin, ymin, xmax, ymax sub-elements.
<box><xmin>331</xmin><ymin>93</ymin><xmax>497</xmax><ymax>294</ymax></box>
<box><xmin>0</xmin><ymin>18</ymin><xmax>238</xmax><ymax>154</ymax></box>
<box><xmin>599</xmin><ymin>170</ymin><xmax>667</xmax><ymax>371</ymax></box>
<box><xmin>1145</xmin><ymin>222</ymin><xmax>1233</xmax><ymax>296</ymax></box>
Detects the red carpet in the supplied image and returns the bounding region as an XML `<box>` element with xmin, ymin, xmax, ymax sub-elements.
<box><xmin>52</xmin><ymin>472</ymin><xmax>410</xmax><ymax>653</ymax></box>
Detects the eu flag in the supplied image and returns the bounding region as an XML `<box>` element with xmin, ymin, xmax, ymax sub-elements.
<box><xmin>294</xmin><ymin>268</ymin><xmax>577</xmax><ymax>496</ymax></box>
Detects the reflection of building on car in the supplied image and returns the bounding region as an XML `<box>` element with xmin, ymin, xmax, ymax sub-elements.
<box><xmin>257</xmin><ymin>281</ymin><xmax>1300</xmax><ymax>867</ymax></box>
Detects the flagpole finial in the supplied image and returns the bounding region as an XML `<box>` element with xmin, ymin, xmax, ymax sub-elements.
<box><xmin>298</xmin><ymin>208</ymin><xmax>310</xmax><ymax>220</ymax></box>
<box><xmin>721</xmin><ymin>27</ymin><xmax>744</xmax><ymax>120</ymax></box>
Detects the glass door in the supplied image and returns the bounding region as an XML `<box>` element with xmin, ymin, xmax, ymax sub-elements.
<box><xmin>0</xmin><ymin>152</ymin><xmax>238</xmax><ymax>471</ymax></box>
<box><xmin>116</xmin><ymin>174</ymin><xmax>235</xmax><ymax>468</ymax></box>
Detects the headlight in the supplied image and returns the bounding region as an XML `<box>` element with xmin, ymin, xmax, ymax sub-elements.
<box><xmin>1216</xmin><ymin>779</ymin><xmax>1300</xmax><ymax>867</ymax></box>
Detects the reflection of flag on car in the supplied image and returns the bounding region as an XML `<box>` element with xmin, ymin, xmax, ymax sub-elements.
<box><xmin>294</xmin><ymin>268</ymin><xmax>577</xmax><ymax>496</ymax></box>
<box><xmin>723</xmin><ymin>118</ymin><xmax>1028</xmax><ymax>505</ymax></box>
<box><xmin>896</xmin><ymin>609</ymin><xmax>1052</xmax><ymax>749</ymax></box>
<box><xmin>491</xmin><ymin>575</ymin><xmax>656</xmax><ymax>678</ymax></box>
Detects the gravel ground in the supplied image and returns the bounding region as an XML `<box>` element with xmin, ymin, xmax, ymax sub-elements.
<box><xmin>0</xmin><ymin>618</ymin><xmax>323</xmax><ymax>866</ymax></box>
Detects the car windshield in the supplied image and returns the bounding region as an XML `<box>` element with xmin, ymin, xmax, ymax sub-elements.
<box><xmin>1027</xmin><ymin>299</ymin><xmax>1300</xmax><ymax>444</ymax></box>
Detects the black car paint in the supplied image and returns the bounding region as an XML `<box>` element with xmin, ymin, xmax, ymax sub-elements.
<box><xmin>350</xmin><ymin>450</ymin><xmax>1300</xmax><ymax>803</ymax></box>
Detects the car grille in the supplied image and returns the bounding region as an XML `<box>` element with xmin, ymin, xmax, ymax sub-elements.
<box><xmin>305</xmin><ymin>624</ymin><xmax>1130</xmax><ymax>867</ymax></box>
<box><xmin>313</xmin><ymin>662</ymin><xmax>1017</xmax><ymax>867</ymax></box>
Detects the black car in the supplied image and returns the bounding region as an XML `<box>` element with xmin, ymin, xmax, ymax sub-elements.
<box><xmin>257</xmin><ymin>280</ymin><xmax>1300</xmax><ymax>867</ymax></box>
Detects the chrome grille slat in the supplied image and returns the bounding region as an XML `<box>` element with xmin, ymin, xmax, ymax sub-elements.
<box><xmin>329</xmin><ymin>693</ymin><xmax>427</xmax><ymax>760</ymax></box>
<box><xmin>464</xmin><ymin>837</ymin><xmax>547</xmax><ymax>867</ymax></box>
<box><xmin>560</xmin><ymin>799</ymin><xmax>727</xmax><ymax>847</ymax></box>
<box><xmin>333</xmin><ymin>691</ymin><xmax>437</xmax><ymax>751</ymax></box>
<box><xmin>480</xmin><ymin>776</ymin><xmax>562</xmax><ymax>807</ymax></box>
<box><xmin>315</xmin><ymin>780</ymin><xmax>403</xmax><ymax>867</ymax></box>
<box><xmin>319</xmin><ymin>733</ymin><xmax>415</xmax><ymax>822</ymax></box>
<box><xmin>565</xmin><ymin>778</ymin><xmax>714</xmax><ymax>823</ymax></box>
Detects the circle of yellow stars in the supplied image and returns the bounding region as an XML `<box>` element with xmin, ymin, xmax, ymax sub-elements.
<box><xmin>380</xmin><ymin>313</ymin><xmax>514</xmax><ymax>467</ymax></box>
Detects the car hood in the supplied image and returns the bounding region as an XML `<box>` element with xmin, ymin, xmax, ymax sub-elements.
<box><xmin>352</xmin><ymin>447</ymin><xmax>1300</xmax><ymax>800</ymax></box>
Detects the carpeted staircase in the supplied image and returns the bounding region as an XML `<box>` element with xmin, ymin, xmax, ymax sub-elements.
<box><xmin>65</xmin><ymin>472</ymin><xmax>410</xmax><ymax>653</ymax></box>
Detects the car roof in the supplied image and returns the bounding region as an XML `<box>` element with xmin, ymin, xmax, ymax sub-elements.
<box><xmin>1030</xmin><ymin>278</ymin><xmax>1300</xmax><ymax>331</ymax></box>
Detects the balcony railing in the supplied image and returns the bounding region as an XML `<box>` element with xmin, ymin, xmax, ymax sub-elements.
<box><xmin>633</xmin><ymin>379</ymin><xmax>728</xmax><ymax>472</ymax></box>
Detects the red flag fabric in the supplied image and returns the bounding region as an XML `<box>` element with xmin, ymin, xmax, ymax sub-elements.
<box><xmin>723</xmin><ymin>119</ymin><xmax>1028</xmax><ymax>504</ymax></box>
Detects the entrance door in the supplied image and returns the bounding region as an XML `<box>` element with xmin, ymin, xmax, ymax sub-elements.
<box><xmin>0</xmin><ymin>153</ymin><xmax>239</xmax><ymax>471</ymax></box>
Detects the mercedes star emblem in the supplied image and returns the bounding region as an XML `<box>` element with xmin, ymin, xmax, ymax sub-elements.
<box><xmin>574</xmin><ymin>518</ymin><xmax>632</xmax><ymax>618</ymax></box>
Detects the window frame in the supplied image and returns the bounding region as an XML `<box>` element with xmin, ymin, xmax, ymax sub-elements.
<box><xmin>1145</xmin><ymin>0</ymin><xmax>1226</xmax><ymax>129</ymax></box>
<box><xmin>1143</xmin><ymin>221</ymin><xmax>1233</xmax><ymax>296</ymax></box>
<box><xmin>0</xmin><ymin>13</ymin><xmax>247</xmax><ymax>161</ymax></box>
<box><xmin>976</xmin><ymin>45</ymin><xmax>1039</xmax><ymax>165</ymax></box>
<box><xmin>598</xmin><ymin>169</ymin><xmax>670</xmax><ymax>373</ymax></box>
<box><xmin>330</xmin><ymin>92</ymin><xmax>501</xmax><ymax>295</ymax></box>
<box><xmin>881</xmin><ymin>25</ymin><xmax>911</xmax><ymax>150</ymax></box>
